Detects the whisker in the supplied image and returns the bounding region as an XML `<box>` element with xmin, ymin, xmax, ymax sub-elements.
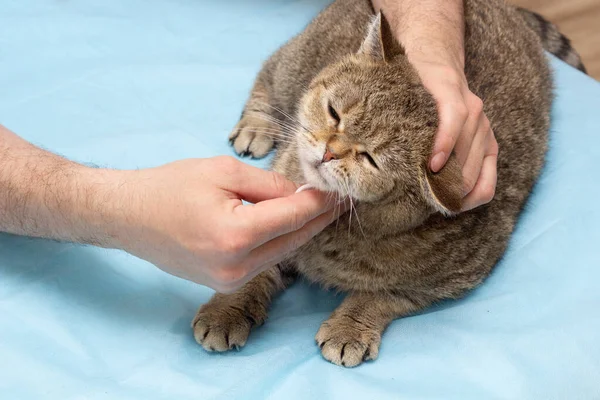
<box><xmin>253</xmin><ymin>101</ymin><xmax>314</xmax><ymax>134</ymax></box>
<box><xmin>335</xmin><ymin>190</ymin><xmax>342</xmax><ymax>234</ymax></box>
<box><xmin>236</xmin><ymin>131</ymin><xmax>296</xmax><ymax>145</ymax></box>
<box><xmin>325</xmin><ymin>190</ymin><xmax>334</xmax><ymax>206</ymax></box>
<box><xmin>255</xmin><ymin>101</ymin><xmax>298</xmax><ymax>124</ymax></box>
<box><xmin>239</xmin><ymin>128</ymin><xmax>295</xmax><ymax>138</ymax></box>
<box><xmin>348</xmin><ymin>182</ymin><xmax>367</xmax><ymax>240</ymax></box>
<box><xmin>341</xmin><ymin>178</ymin><xmax>353</xmax><ymax>238</ymax></box>
<box><xmin>238</xmin><ymin>119</ymin><xmax>299</xmax><ymax>139</ymax></box>
<box><xmin>247</xmin><ymin>111</ymin><xmax>299</xmax><ymax>133</ymax></box>
<box><xmin>242</xmin><ymin>115</ymin><xmax>298</xmax><ymax>135</ymax></box>
<box><xmin>241</xmin><ymin>129</ymin><xmax>297</xmax><ymax>141</ymax></box>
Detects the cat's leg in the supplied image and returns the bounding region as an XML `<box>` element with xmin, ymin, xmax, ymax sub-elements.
<box><xmin>192</xmin><ymin>263</ymin><xmax>296</xmax><ymax>352</ymax></box>
<box><xmin>229</xmin><ymin>72</ymin><xmax>283</xmax><ymax>159</ymax></box>
<box><xmin>315</xmin><ymin>292</ymin><xmax>423</xmax><ymax>367</ymax></box>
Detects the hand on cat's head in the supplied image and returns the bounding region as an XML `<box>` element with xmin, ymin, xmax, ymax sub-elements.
<box><xmin>293</xmin><ymin>12</ymin><xmax>464</xmax><ymax>223</ymax></box>
<box><xmin>410</xmin><ymin>57</ymin><xmax>499</xmax><ymax>213</ymax></box>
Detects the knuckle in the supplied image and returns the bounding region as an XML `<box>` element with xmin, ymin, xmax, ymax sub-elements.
<box><xmin>451</xmin><ymin>103</ymin><xmax>469</xmax><ymax>122</ymax></box>
<box><xmin>215</xmin><ymin>156</ymin><xmax>240</xmax><ymax>174</ymax></box>
<box><xmin>470</xmin><ymin>95</ymin><xmax>484</xmax><ymax>116</ymax></box>
<box><xmin>216</xmin><ymin>230</ymin><xmax>250</xmax><ymax>255</ymax></box>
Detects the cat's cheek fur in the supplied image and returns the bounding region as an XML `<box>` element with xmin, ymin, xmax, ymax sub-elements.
<box><xmin>301</xmin><ymin>160</ymin><xmax>330</xmax><ymax>191</ymax></box>
<box><xmin>297</xmin><ymin>135</ymin><xmax>330</xmax><ymax>190</ymax></box>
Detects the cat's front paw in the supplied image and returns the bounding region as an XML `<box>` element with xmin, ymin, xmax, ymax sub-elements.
<box><xmin>228</xmin><ymin>112</ymin><xmax>276</xmax><ymax>158</ymax></box>
<box><xmin>315</xmin><ymin>316</ymin><xmax>381</xmax><ymax>367</ymax></box>
<box><xmin>192</xmin><ymin>299</ymin><xmax>263</xmax><ymax>352</ymax></box>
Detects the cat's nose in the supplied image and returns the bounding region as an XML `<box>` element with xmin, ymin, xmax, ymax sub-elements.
<box><xmin>322</xmin><ymin>148</ymin><xmax>337</xmax><ymax>163</ymax></box>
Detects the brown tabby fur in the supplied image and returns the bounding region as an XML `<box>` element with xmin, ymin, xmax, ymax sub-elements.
<box><xmin>193</xmin><ymin>0</ymin><xmax>570</xmax><ymax>367</ymax></box>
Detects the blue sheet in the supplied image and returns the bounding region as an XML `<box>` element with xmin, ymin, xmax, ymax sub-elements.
<box><xmin>1</xmin><ymin>1</ymin><xmax>599</xmax><ymax>399</ymax></box>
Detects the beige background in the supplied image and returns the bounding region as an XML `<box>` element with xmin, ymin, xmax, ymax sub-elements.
<box><xmin>511</xmin><ymin>0</ymin><xmax>600</xmax><ymax>79</ymax></box>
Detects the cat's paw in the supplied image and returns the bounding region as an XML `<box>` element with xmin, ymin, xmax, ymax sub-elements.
<box><xmin>228</xmin><ymin>112</ymin><xmax>276</xmax><ymax>158</ymax></box>
<box><xmin>315</xmin><ymin>317</ymin><xmax>381</xmax><ymax>367</ymax></box>
<box><xmin>192</xmin><ymin>301</ymin><xmax>259</xmax><ymax>352</ymax></box>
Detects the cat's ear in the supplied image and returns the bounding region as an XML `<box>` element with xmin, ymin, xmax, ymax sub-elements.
<box><xmin>358</xmin><ymin>11</ymin><xmax>405</xmax><ymax>62</ymax></box>
<box><xmin>421</xmin><ymin>154</ymin><xmax>463</xmax><ymax>216</ymax></box>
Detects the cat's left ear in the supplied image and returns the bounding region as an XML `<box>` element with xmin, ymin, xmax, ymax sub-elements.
<box><xmin>421</xmin><ymin>154</ymin><xmax>463</xmax><ymax>216</ymax></box>
<box><xmin>358</xmin><ymin>11</ymin><xmax>405</xmax><ymax>62</ymax></box>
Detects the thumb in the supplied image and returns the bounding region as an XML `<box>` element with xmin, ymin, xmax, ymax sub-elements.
<box><xmin>220</xmin><ymin>158</ymin><xmax>298</xmax><ymax>203</ymax></box>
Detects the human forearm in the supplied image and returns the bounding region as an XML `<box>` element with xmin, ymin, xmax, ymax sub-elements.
<box><xmin>0</xmin><ymin>125</ymin><xmax>128</xmax><ymax>245</ymax></box>
<box><xmin>372</xmin><ymin>0</ymin><xmax>465</xmax><ymax>68</ymax></box>
<box><xmin>0</xmin><ymin>125</ymin><xmax>346</xmax><ymax>291</ymax></box>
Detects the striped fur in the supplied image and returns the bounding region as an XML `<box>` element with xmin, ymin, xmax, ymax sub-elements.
<box><xmin>516</xmin><ymin>7</ymin><xmax>587</xmax><ymax>74</ymax></box>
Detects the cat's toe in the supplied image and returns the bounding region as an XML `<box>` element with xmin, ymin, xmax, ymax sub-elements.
<box><xmin>192</xmin><ymin>309</ymin><xmax>252</xmax><ymax>352</ymax></box>
<box><xmin>248</xmin><ymin>134</ymin><xmax>274</xmax><ymax>158</ymax></box>
<box><xmin>231</xmin><ymin>127</ymin><xmax>256</xmax><ymax>157</ymax></box>
<box><xmin>228</xmin><ymin>115</ymin><xmax>277</xmax><ymax>158</ymax></box>
<box><xmin>315</xmin><ymin>319</ymin><xmax>381</xmax><ymax>367</ymax></box>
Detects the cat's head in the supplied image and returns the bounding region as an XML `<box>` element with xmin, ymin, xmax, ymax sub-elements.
<box><xmin>296</xmin><ymin>13</ymin><xmax>463</xmax><ymax>219</ymax></box>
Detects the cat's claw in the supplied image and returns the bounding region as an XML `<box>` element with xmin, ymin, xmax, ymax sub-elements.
<box><xmin>315</xmin><ymin>319</ymin><xmax>381</xmax><ymax>368</ymax></box>
<box><xmin>228</xmin><ymin>113</ymin><xmax>277</xmax><ymax>158</ymax></box>
<box><xmin>192</xmin><ymin>307</ymin><xmax>254</xmax><ymax>353</ymax></box>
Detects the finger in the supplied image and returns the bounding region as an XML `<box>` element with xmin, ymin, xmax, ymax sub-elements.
<box><xmin>461</xmin><ymin>149</ymin><xmax>498</xmax><ymax>212</ymax></box>
<box><xmin>431</xmin><ymin>97</ymin><xmax>469</xmax><ymax>172</ymax></box>
<box><xmin>461</xmin><ymin>115</ymin><xmax>491</xmax><ymax>195</ymax></box>
<box><xmin>453</xmin><ymin>95</ymin><xmax>484</xmax><ymax>167</ymax></box>
<box><xmin>218</xmin><ymin>157</ymin><xmax>298</xmax><ymax>203</ymax></box>
<box><xmin>214</xmin><ymin>204</ymin><xmax>348</xmax><ymax>293</ymax></box>
<box><xmin>233</xmin><ymin>189</ymin><xmax>343</xmax><ymax>247</ymax></box>
<box><xmin>241</xmin><ymin>204</ymin><xmax>347</xmax><ymax>277</ymax></box>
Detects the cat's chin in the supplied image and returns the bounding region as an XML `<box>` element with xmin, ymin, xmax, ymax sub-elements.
<box><xmin>299</xmin><ymin>157</ymin><xmax>341</xmax><ymax>194</ymax></box>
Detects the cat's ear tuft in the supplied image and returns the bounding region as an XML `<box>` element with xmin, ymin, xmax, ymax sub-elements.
<box><xmin>358</xmin><ymin>11</ymin><xmax>405</xmax><ymax>62</ymax></box>
<box><xmin>421</xmin><ymin>154</ymin><xmax>463</xmax><ymax>216</ymax></box>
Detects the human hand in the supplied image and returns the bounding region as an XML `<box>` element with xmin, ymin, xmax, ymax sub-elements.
<box><xmin>370</xmin><ymin>0</ymin><xmax>499</xmax><ymax>212</ymax></box>
<box><xmin>111</xmin><ymin>156</ymin><xmax>345</xmax><ymax>293</ymax></box>
<box><xmin>411</xmin><ymin>59</ymin><xmax>499</xmax><ymax>211</ymax></box>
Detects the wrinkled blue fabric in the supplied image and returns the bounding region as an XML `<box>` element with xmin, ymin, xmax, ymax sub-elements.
<box><xmin>1</xmin><ymin>1</ymin><xmax>599</xmax><ymax>399</ymax></box>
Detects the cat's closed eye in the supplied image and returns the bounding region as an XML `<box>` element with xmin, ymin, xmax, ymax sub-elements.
<box><xmin>328</xmin><ymin>102</ymin><xmax>340</xmax><ymax>124</ymax></box>
<box><xmin>359</xmin><ymin>152</ymin><xmax>378</xmax><ymax>169</ymax></box>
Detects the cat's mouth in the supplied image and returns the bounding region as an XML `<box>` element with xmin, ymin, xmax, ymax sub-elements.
<box><xmin>296</xmin><ymin>130</ymin><xmax>352</xmax><ymax>197</ymax></box>
<box><xmin>300</xmin><ymin>157</ymin><xmax>330</xmax><ymax>189</ymax></box>
<box><xmin>300</xmin><ymin>154</ymin><xmax>350</xmax><ymax>197</ymax></box>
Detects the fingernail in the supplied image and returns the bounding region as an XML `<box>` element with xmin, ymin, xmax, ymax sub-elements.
<box><xmin>430</xmin><ymin>152</ymin><xmax>446</xmax><ymax>172</ymax></box>
<box><xmin>463</xmin><ymin>183</ymin><xmax>471</xmax><ymax>196</ymax></box>
<box><xmin>295</xmin><ymin>184</ymin><xmax>316</xmax><ymax>193</ymax></box>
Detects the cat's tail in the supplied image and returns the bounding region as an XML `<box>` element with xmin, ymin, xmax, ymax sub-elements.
<box><xmin>516</xmin><ymin>7</ymin><xmax>587</xmax><ymax>74</ymax></box>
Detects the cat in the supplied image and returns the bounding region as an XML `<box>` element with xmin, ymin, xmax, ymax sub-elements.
<box><xmin>192</xmin><ymin>0</ymin><xmax>586</xmax><ymax>367</ymax></box>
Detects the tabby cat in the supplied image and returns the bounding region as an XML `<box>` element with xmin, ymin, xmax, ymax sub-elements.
<box><xmin>192</xmin><ymin>0</ymin><xmax>586</xmax><ymax>367</ymax></box>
